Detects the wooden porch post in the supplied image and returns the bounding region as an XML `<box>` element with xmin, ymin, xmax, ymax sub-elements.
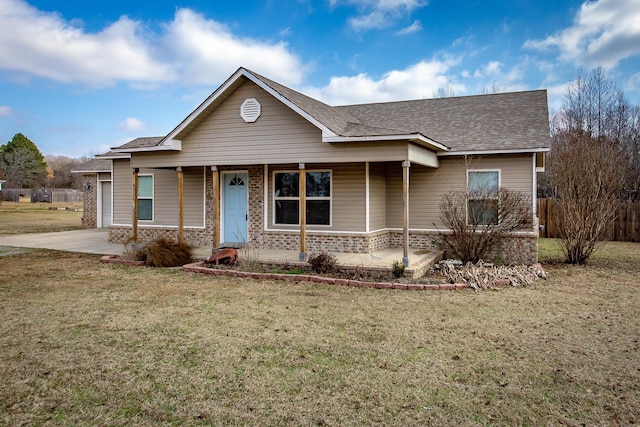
<box><xmin>402</xmin><ymin>160</ymin><xmax>410</xmax><ymax>266</ymax></box>
<box><xmin>177</xmin><ymin>167</ymin><xmax>184</xmax><ymax>244</ymax></box>
<box><xmin>212</xmin><ymin>166</ymin><xmax>220</xmax><ymax>248</ymax></box>
<box><xmin>132</xmin><ymin>168</ymin><xmax>139</xmax><ymax>243</ymax></box>
<box><xmin>299</xmin><ymin>163</ymin><xmax>306</xmax><ymax>261</ymax></box>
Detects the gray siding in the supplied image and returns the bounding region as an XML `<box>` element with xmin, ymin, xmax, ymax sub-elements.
<box><xmin>111</xmin><ymin>160</ymin><xmax>204</xmax><ymax>227</ymax></box>
<box><xmin>387</xmin><ymin>154</ymin><xmax>534</xmax><ymax>229</ymax></box>
<box><xmin>368</xmin><ymin>163</ymin><xmax>387</xmax><ymax>230</ymax></box>
<box><xmin>131</xmin><ymin>81</ymin><xmax>412</xmax><ymax>169</ymax></box>
<box><xmin>112</xmin><ymin>159</ymin><xmax>132</xmax><ymax>225</ymax></box>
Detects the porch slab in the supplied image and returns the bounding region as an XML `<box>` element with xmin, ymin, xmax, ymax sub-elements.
<box><xmin>200</xmin><ymin>247</ymin><xmax>443</xmax><ymax>279</ymax></box>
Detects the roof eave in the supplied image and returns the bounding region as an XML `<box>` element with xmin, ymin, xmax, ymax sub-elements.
<box><xmin>71</xmin><ymin>169</ymin><xmax>111</xmax><ymax>174</ymax></box>
<box><xmin>95</xmin><ymin>153</ymin><xmax>131</xmax><ymax>160</ymax></box>
<box><xmin>438</xmin><ymin>147</ymin><xmax>551</xmax><ymax>156</ymax></box>
<box><xmin>323</xmin><ymin>133</ymin><xmax>449</xmax><ymax>152</ymax></box>
<box><xmin>114</xmin><ymin>140</ymin><xmax>182</xmax><ymax>153</ymax></box>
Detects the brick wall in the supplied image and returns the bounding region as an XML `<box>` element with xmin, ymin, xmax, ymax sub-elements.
<box><xmin>81</xmin><ymin>174</ymin><xmax>97</xmax><ymax>229</ymax></box>
<box><xmin>387</xmin><ymin>229</ymin><xmax>538</xmax><ymax>265</ymax></box>
<box><xmin>109</xmin><ymin>225</ymin><xmax>212</xmax><ymax>247</ymax></box>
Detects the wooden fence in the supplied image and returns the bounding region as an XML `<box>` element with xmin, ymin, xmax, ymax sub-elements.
<box><xmin>537</xmin><ymin>198</ymin><xmax>640</xmax><ymax>242</ymax></box>
<box><xmin>0</xmin><ymin>189</ymin><xmax>83</xmax><ymax>204</ymax></box>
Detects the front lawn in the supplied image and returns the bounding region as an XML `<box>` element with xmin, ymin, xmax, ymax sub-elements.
<box><xmin>0</xmin><ymin>243</ymin><xmax>638</xmax><ymax>425</ymax></box>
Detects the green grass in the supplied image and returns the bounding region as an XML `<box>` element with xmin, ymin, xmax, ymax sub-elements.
<box><xmin>1</xmin><ymin>244</ymin><xmax>639</xmax><ymax>426</ymax></box>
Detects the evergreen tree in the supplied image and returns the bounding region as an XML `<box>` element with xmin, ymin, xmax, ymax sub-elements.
<box><xmin>0</xmin><ymin>133</ymin><xmax>48</xmax><ymax>188</ymax></box>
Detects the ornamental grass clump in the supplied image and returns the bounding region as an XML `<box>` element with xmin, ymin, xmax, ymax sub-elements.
<box><xmin>127</xmin><ymin>237</ymin><xmax>194</xmax><ymax>267</ymax></box>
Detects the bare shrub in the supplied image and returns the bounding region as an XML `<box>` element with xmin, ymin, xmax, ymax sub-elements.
<box><xmin>127</xmin><ymin>238</ymin><xmax>194</xmax><ymax>267</ymax></box>
<box><xmin>548</xmin><ymin>130</ymin><xmax>627</xmax><ymax>264</ymax></box>
<box><xmin>439</xmin><ymin>188</ymin><xmax>532</xmax><ymax>264</ymax></box>
<box><xmin>238</xmin><ymin>243</ymin><xmax>262</xmax><ymax>272</ymax></box>
<box><xmin>307</xmin><ymin>251</ymin><xmax>338</xmax><ymax>274</ymax></box>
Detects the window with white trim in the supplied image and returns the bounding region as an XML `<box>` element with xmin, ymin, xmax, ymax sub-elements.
<box><xmin>467</xmin><ymin>170</ymin><xmax>499</xmax><ymax>225</ymax></box>
<box><xmin>137</xmin><ymin>175</ymin><xmax>153</xmax><ymax>221</ymax></box>
<box><xmin>274</xmin><ymin>170</ymin><xmax>331</xmax><ymax>226</ymax></box>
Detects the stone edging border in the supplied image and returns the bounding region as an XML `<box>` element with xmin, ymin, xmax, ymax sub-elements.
<box><xmin>182</xmin><ymin>262</ymin><xmax>469</xmax><ymax>291</ymax></box>
<box><xmin>99</xmin><ymin>256</ymin><xmax>530</xmax><ymax>291</ymax></box>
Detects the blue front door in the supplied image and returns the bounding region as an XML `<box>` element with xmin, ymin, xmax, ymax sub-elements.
<box><xmin>223</xmin><ymin>172</ymin><xmax>248</xmax><ymax>244</ymax></box>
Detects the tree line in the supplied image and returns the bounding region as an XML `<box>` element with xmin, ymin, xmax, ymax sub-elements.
<box><xmin>0</xmin><ymin>133</ymin><xmax>90</xmax><ymax>190</ymax></box>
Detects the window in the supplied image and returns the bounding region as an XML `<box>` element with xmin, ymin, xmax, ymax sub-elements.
<box><xmin>274</xmin><ymin>170</ymin><xmax>331</xmax><ymax>226</ymax></box>
<box><xmin>137</xmin><ymin>175</ymin><xmax>153</xmax><ymax>221</ymax></box>
<box><xmin>467</xmin><ymin>170</ymin><xmax>499</xmax><ymax>225</ymax></box>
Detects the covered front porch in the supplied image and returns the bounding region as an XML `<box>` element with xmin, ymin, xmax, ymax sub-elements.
<box><xmin>207</xmin><ymin>246</ymin><xmax>444</xmax><ymax>279</ymax></box>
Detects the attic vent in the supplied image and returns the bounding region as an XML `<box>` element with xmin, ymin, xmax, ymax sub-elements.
<box><xmin>240</xmin><ymin>98</ymin><xmax>261</xmax><ymax>123</ymax></box>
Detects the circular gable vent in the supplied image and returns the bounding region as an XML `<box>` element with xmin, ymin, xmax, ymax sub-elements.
<box><xmin>240</xmin><ymin>98</ymin><xmax>261</xmax><ymax>123</ymax></box>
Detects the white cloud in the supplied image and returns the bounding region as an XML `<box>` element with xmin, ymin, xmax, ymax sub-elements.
<box><xmin>467</xmin><ymin>60</ymin><xmax>527</xmax><ymax>94</ymax></box>
<box><xmin>544</xmin><ymin>82</ymin><xmax>571</xmax><ymax>111</ymax></box>
<box><xmin>304</xmin><ymin>58</ymin><xmax>465</xmax><ymax>105</ymax></box>
<box><xmin>333</xmin><ymin>0</ymin><xmax>428</xmax><ymax>31</ymax></box>
<box><xmin>474</xmin><ymin>61</ymin><xmax>502</xmax><ymax>78</ymax></box>
<box><xmin>0</xmin><ymin>106</ymin><xmax>13</xmax><ymax>116</ymax></box>
<box><xmin>0</xmin><ymin>0</ymin><xmax>304</xmax><ymax>88</ymax></box>
<box><xmin>0</xmin><ymin>0</ymin><xmax>174</xmax><ymax>86</ymax></box>
<box><xmin>626</xmin><ymin>72</ymin><xmax>640</xmax><ymax>92</ymax></box>
<box><xmin>118</xmin><ymin>117</ymin><xmax>145</xmax><ymax>131</ymax></box>
<box><xmin>524</xmin><ymin>0</ymin><xmax>640</xmax><ymax>69</ymax></box>
<box><xmin>396</xmin><ymin>20</ymin><xmax>422</xmax><ymax>35</ymax></box>
<box><xmin>161</xmin><ymin>9</ymin><xmax>305</xmax><ymax>86</ymax></box>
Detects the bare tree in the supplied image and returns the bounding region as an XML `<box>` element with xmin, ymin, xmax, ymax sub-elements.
<box><xmin>548</xmin><ymin>130</ymin><xmax>627</xmax><ymax>264</ymax></box>
<box><xmin>439</xmin><ymin>187</ymin><xmax>533</xmax><ymax>264</ymax></box>
<box><xmin>433</xmin><ymin>86</ymin><xmax>456</xmax><ymax>98</ymax></box>
<box><xmin>45</xmin><ymin>155</ymin><xmax>87</xmax><ymax>189</ymax></box>
<box><xmin>481</xmin><ymin>82</ymin><xmax>506</xmax><ymax>95</ymax></box>
<box><xmin>556</xmin><ymin>67</ymin><xmax>625</xmax><ymax>140</ymax></box>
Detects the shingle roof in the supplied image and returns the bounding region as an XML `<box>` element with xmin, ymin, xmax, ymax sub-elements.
<box><xmin>109</xmin><ymin>68</ymin><xmax>550</xmax><ymax>154</ymax></box>
<box><xmin>71</xmin><ymin>158</ymin><xmax>112</xmax><ymax>173</ymax></box>
<box><xmin>252</xmin><ymin>69</ymin><xmax>550</xmax><ymax>152</ymax></box>
<box><xmin>116</xmin><ymin>136</ymin><xmax>163</xmax><ymax>150</ymax></box>
<box><xmin>337</xmin><ymin>91</ymin><xmax>551</xmax><ymax>152</ymax></box>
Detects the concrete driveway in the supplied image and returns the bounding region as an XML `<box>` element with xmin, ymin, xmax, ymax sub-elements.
<box><xmin>0</xmin><ymin>229</ymin><xmax>125</xmax><ymax>255</ymax></box>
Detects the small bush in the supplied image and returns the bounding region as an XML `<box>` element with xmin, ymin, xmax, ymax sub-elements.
<box><xmin>391</xmin><ymin>260</ymin><xmax>405</xmax><ymax>278</ymax></box>
<box><xmin>127</xmin><ymin>238</ymin><xmax>194</xmax><ymax>267</ymax></box>
<box><xmin>307</xmin><ymin>251</ymin><xmax>338</xmax><ymax>274</ymax></box>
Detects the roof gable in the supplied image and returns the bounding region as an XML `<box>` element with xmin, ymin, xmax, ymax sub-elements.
<box><xmin>110</xmin><ymin>67</ymin><xmax>550</xmax><ymax>155</ymax></box>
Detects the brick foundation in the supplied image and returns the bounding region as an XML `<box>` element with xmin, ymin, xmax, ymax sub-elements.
<box><xmin>108</xmin><ymin>225</ymin><xmax>212</xmax><ymax>247</ymax></box>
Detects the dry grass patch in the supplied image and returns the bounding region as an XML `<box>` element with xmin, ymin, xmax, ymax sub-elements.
<box><xmin>1</xmin><ymin>244</ymin><xmax>639</xmax><ymax>426</ymax></box>
<box><xmin>0</xmin><ymin>201</ymin><xmax>83</xmax><ymax>235</ymax></box>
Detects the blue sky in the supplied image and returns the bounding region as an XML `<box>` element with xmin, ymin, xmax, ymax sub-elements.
<box><xmin>1</xmin><ymin>0</ymin><xmax>639</xmax><ymax>157</ymax></box>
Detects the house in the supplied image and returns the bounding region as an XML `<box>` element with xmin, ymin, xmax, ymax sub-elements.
<box><xmin>82</xmin><ymin>67</ymin><xmax>550</xmax><ymax>265</ymax></box>
<box><xmin>71</xmin><ymin>158</ymin><xmax>112</xmax><ymax>228</ymax></box>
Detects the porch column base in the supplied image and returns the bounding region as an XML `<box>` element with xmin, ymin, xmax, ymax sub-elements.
<box><xmin>299</xmin><ymin>252</ymin><xmax>306</xmax><ymax>262</ymax></box>
<box><xmin>402</xmin><ymin>256</ymin><xmax>409</xmax><ymax>267</ymax></box>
